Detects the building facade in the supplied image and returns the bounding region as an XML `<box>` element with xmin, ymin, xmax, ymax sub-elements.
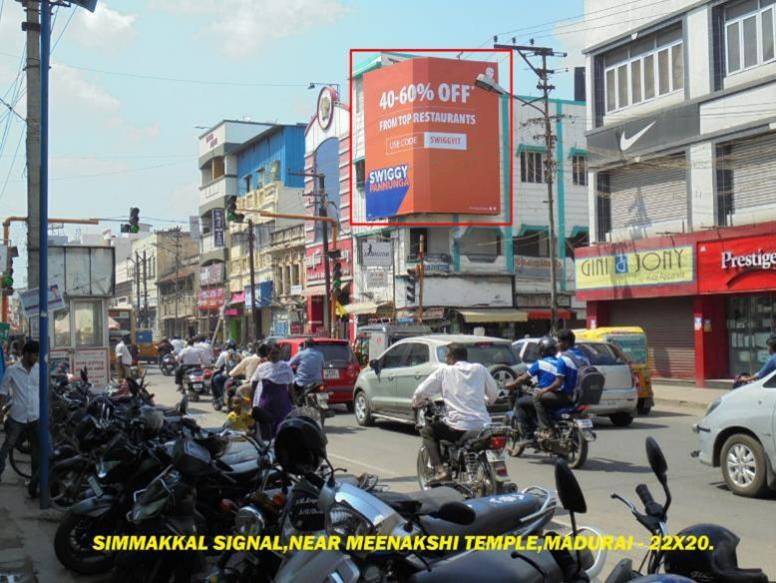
<box><xmin>268</xmin><ymin>224</ymin><xmax>307</xmax><ymax>336</ymax></box>
<box><xmin>227</xmin><ymin>124</ymin><xmax>306</xmax><ymax>343</ymax></box>
<box><xmin>577</xmin><ymin>0</ymin><xmax>776</xmax><ymax>385</ymax></box>
<box><xmin>349</xmin><ymin>53</ymin><xmax>590</xmax><ymax>337</ymax></box>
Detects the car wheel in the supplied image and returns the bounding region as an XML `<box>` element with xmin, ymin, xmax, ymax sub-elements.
<box><xmin>637</xmin><ymin>398</ymin><xmax>652</xmax><ymax>415</ymax></box>
<box><xmin>489</xmin><ymin>365</ymin><xmax>517</xmax><ymax>390</ymax></box>
<box><xmin>721</xmin><ymin>434</ymin><xmax>769</xmax><ymax>497</ymax></box>
<box><xmin>609</xmin><ymin>412</ymin><xmax>634</xmax><ymax>427</ymax></box>
<box><xmin>353</xmin><ymin>391</ymin><xmax>373</xmax><ymax>427</ymax></box>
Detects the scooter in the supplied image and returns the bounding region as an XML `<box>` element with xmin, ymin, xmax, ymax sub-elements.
<box><xmin>184</xmin><ymin>367</ymin><xmax>211</xmax><ymax>402</ymax></box>
<box><xmin>159</xmin><ymin>352</ymin><xmax>176</xmax><ymax>376</ymax></box>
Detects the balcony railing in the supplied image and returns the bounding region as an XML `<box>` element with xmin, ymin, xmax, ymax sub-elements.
<box><xmin>270</xmin><ymin>224</ymin><xmax>305</xmax><ymax>247</ymax></box>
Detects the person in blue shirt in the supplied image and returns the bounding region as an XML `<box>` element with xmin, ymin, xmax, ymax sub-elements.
<box><xmin>557</xmin><ymin>329</ymin><xmax>591</xmax><ymax>396</ymax></box>
<box><xmin>738</xmin><ymin>335</ymin><xmax>776</xmax><ymax>385</ymax></box>
<box><xmin>289</xmin><ymin>339</ymin><xmax>325</xmax><ymax>389</ymax></box>
<box><xmin>506</xmin><ymin>336</ymin><xmax>568</xmax><ymax>444</ymax></box>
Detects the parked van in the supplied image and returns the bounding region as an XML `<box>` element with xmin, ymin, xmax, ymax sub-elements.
<box><xmin>573</xmin><ymin>326</ymin><xmax>654</xmax><ymax>415</ymax></box>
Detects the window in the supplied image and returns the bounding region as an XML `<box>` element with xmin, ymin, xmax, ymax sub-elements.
<box><xmin>380</xmin><ymin>344</ymin><xmax>408</xmax><ymax>369</ymax></box>
<box><xmin>726</xmin><ymin>0</ymin><xmax>776</xmax><ymax>74</ymax></box>
<box><xmin>409</xmin><ymin>228</ymin><xmax>428</xmax><ymax>258</ymax></box>
<box><xmin>596</xmin><ymin>173</ymin><xmax>612</xmax><ymax>241</ymax></box>
<box><xmin>572</xmin><ymin>155</ymin><xmax>588</xmax><ymax>186</ymax></box>
<box><xmin>355</xmin><ymin>159</ymin><xmax>365</xmax><ymax>189</ymax></box>
<box><xmin>602</xmin><ymin>25</ymin><xmax>683</xmax><ymax>112</ymax></box>
<box><xmin>565</xmin><ymin>230</ymin><xmax>589</xmax><ymax>260</ymax></box>
<box><xmin>73</xmin><ymin>300</ymin><xmax>103</xmax><ymax>347</ymax></box>
<box><xmin>716</xmin><ymin>144</ymin><xmax>734</xmax><ymax>226</ymax></box>
<box><xmin>460</xmin><ymin>228</ymin><xmax>500</xmax><ymax>261</ymax></box>
<box><xmin>244</xmin><ymin>175</ymin><xmax>252</xmax><ymax>194</ymax></box>
<box><xmin>520</xmin><ymin>150</ymin><xmax>545</xmax><ymax>183</ymax></box>
<box><xmin>437</xmin><ymin>343</ymin><xmax>517</xmax><ymax>366</ymax></box>
<box><xmin>212</xmin><ymin>156</ymin><xmax>225</xmax><ymax>180</ymax></box>
<box><xmin>54</xmin><ymin>311</ymin><xmax>70</xmax><ymax>347</ymax></box>
<box><xmin>514</xmin><ymin>229</ymin><xmax>549</xmax><ymax>257</ymax></box>
<box><xmin>405</xmin><ymin>343</ymin><xmax>430</xmax><ymax>367</ymax></box>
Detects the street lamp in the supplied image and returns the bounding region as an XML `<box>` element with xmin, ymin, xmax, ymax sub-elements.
<box><xmin>308</xmin><ymin>81</ymin><xmax>341</xmax><ymax>94</ymax></box>
<box><xmin>37</xmin><ymin>0</ymin><xmax>98</xmax><ymax>510</ymax></box>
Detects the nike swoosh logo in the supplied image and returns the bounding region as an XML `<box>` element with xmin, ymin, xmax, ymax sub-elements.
<box><xmin>619</xmin><ymin>121</ymin><xmax>656</xmax><ymax>152</ymax></box>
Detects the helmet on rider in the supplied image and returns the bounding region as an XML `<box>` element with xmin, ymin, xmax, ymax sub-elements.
<box><xmin>538</xmin><ymin>336</ymin><xmax>558</xmax><ymax>358</ymax></box>
<box><xmin>225</xmin><ymin>339</ymin><xmax>237</xmax><ymax>350</ymax></box>
<box><xmin>274</xmin><ymin>415</ymin><xmax>327</xmax><ymax>475</ymax></box>
<box><xmin>663</xmin><ymin>524</ymin><xmax>768</xmax><ymax>583</ymax></box>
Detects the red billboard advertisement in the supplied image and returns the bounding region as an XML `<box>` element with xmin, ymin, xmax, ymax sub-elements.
<box><xmin>363</xmin><ymin>56</ymin><xmax>501</xmax><ymax>219</ymax></box>
<box><xmin>698</xmin><ymin>234</ymin><xmax>776</xmax><ymax>294</ymax></box>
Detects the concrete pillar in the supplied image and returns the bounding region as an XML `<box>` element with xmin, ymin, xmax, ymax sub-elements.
<box><xmin>585</xmin><ymin>300</ymin><xmax>610</xmax><ymax>329</ymax></box>
<box><xmin>689</xmin><ymin>142</ymin><xmax>716</xmax><ymax>231</ymax></box>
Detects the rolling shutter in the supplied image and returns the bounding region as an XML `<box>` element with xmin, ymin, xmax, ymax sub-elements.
<box><xmin>609</xmin><ymin>297</ymin><xmax>695</xmax><ymax>379</ymax></box>
<box><xmin>730</xmin><ymin>132</ymin><xmax>776</xmax><ymax>210</ymax></box>
<box><xmin>609</xmin><ymin>155</ymin><xmax>688</xmax><ymax>230</ymax></box>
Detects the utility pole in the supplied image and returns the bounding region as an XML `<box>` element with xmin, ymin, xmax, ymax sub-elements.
<box><xmin>24</xmin><ymin>1</ymin><xmax>42</xmax><ymax>288</ymax></box>
<box><xmin>247</xmin><ymin>219</ymin><xmax>261</xmax><ymax>340</ymax></box>
<box><xmin>135</xmin><ymin>251</ymin><xmax>143</xmax><ymax>328</ymax></box>
<box><xmin>417</xmin><ymin>234</ymin><xmax>425</xmax><ymax>324</ymax></box>
<box><xmin>495</xmin><ymin>41</ymin><xmax>566</xmax><ymax>334</ymax></box>
<box><xmin>142</xmin><ymin>250</ymin><xmax>149</xmax><ymax>331</ymax></box>
<box><xmin>173</xmin><ymin>228</ymin><xmax>180</xmax><ymax>337</ymax></box>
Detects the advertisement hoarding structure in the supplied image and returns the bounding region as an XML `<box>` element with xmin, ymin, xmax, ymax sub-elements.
<box><xmin>350</xmin><ymin>49</ymin><xmax>513</xmax><ymax>228</ymax></box>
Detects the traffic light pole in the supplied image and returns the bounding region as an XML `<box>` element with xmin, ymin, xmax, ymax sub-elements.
<box><xmin>418</xmin><ymin>234</ymin><xmax>425</xmax><ymax>324</ymax></box>
<box><xmin>247</xmin><ymin>218</ymin><xmax>261</xmax><ymax>341</ymax></box>
<box><xmin>319</xmin><ymin>203</ymin><xmax>332</xmax><ymax>337</ymax></box>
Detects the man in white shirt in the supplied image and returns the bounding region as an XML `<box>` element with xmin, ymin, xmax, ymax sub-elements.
<box><xmin>115</xmin><ymin>335</ymin><xmax>133</xmax><ymax>380</ymax></box>
<box><xmin>0</xmin><ymin>340</ymin><xmax>41</xmax><ymax>497</ymax></box>
<box><xmin>170</xmin><ymin>336</ymin><xmax>185</xmax><ymax>356</ymax></box>
<box><xmin>175</xmin><ymin>338</ymin><xmax>205</xmax><ymax>387</ymax></box>
<box><xmin>194</xmin><ymin>336</ymin><xmax>214</xmax><ymax>367</ymax></box>
<box><xmin>412</xmin><ymin>343</ymin><xmax>499</xmax><ymax>480</ymax></box>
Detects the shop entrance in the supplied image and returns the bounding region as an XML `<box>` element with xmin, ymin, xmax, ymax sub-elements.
<box><xmin>726</xmin><ymin>293</ymin><xmax>776</xmax><ymax>376</ymax></box>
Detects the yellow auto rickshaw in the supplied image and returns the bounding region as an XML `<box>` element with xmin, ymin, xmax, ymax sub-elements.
<box><xmin>573</xmin><ymin>326</ymin><xmax>654</xmax><ymax>415</ymax></box>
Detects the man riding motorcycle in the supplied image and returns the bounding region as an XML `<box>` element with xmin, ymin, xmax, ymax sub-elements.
<box><xmin>411</xmin><ymin>343</ymin><xmax>500</xmax><ymax>481</ymax></box>
<box><xmin>211</xmin><ymin>340</ymin><xmax>241</xmax><ymax>405</ymax></box>
<box><xmin>506</xmin><ymin>336</ymin><xmax>569</xmax><ymax>447</ymax></box>
<box><xmin>734</xmin><ymin>334</ymin><xmax>776</xmax><ymax>387</ymax></box>
<box><xmin>175</xmin><ymin>338</ymin><xmax>205</xmax><ymax>388</ymax></box>
<box><xmin>289</xmin><ymin>339</ymin><xmax>324</xmax><ymax>403</ymax></box>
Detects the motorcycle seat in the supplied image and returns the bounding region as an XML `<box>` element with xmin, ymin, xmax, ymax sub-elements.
<box><xmin>375</xmin><ymin>486</ymin><xmax>466</xmax><ymax>516</ymax></box>
<box><xmin>419</xmin><ymin>491</ymin><xmax>545</xmax><ymax>538</ymax></box>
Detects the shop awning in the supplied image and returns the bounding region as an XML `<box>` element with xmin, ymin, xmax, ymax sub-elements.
<box><xmin>228</xmin><ymin>291</ymin><xmax>245</xmax><ymax>306</ymax></box>
<box><xmin>108</xmin><ymin>316</ymin><xmax>120</xmax><ymax>330</ymax></box>
<box><xmin>343</xmin><ymin>302</ymin><xmax>380</xmax><ymax>315</ymax></box>
<box><xmin>527</xmin><ymin>309</ymin><xmax>576</xmax><ymax>320</ymax></box>
<box><xmin>457</xmin><ymin>308</ymin><xmax>529</xmax><ymax>323</ymax></box>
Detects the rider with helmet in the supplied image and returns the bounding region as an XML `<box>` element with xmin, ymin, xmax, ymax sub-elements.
<box><xmin>505</xmin><ymin>336</ymin><xmax>568</xmax><ymax>446</ymax></box>
<box><xmin>212</xmin><ymin>340</ymin><xmax>241</xmax><ymax>406</ymax></box>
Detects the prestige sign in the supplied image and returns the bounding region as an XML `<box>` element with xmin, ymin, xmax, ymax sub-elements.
<box><xmin>698</xmin><ymin>234</ymin><xmax>776</xmax><ymax>294</ymax></box>
<box><xmin>575</xmin><ymin>246</ymin><xmax>694</xmax><ymax>291</ymax></box>
<box><xmin>363</xmin><ymin>57</ymin><xmax>500</xmax><ymax>219</ymax></box>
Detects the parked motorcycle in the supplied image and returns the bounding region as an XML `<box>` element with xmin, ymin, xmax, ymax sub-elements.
<box><xmin>415</xmin><ymin>400</ymin><xmax>515</xmax><ymax>497</ymax></box>
<box><xmin>506</xmin><ymin>373</ymin><xmax>604</xmax><ymax>469</ymax></box>
<box><xmin>605</xmin><ymin>437</ymin><xmax>768</xmax><ymax>583</ymax></box>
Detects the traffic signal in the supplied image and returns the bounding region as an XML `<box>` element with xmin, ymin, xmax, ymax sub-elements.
<box><xmin>406</xmin><ymin>268</ymin><xmax>417</xmax><ymax>304</ymax></box>
<box><xmin>122</xmin><ymin>207</ymin><xmax>140</xmax><ymax>233</ymax></box>
<box><xmin>332</xmin><ymin>261</ymin><xmax>342</xmax><ymax>293</ymax></box>
<box><xmin>1</xmin><ymin>264</ymin><xmax>13</xmax><ymax>296</ymax></box>
<box><xmin>226</xmin><ymin>195</ymin><xmax>244</xmax><ymax>223</ymax></box>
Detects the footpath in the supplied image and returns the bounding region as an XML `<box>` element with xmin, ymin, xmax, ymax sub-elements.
<box><xmin>652</xmin><ymin>382</ymin><xmax>729</xmax><ymax>412</ymax></box>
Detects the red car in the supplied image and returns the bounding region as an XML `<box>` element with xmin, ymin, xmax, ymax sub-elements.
<box><xmin>275</xmin><ymin>337</ymin><xmax>361</xmax><ymax>410</ymax></box>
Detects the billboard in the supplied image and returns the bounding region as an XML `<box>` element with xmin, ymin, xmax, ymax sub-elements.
<box><xmin>363</xmin><ymin>56</ymin><xmax>501</xmax><ymax>219</ymax></box>
<box><xmin>575</xmin><ymin>247</ymin><xmax>694</xmax><ymax>291</ymax></box>
<box><xmin>698</xmin><ymin>234</ymin><xmax>776</xmax><ymax>294</ymax></box>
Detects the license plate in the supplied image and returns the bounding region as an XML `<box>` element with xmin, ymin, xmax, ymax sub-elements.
<box><xmin>192</xmin><ymin>383</ymin><xmax>203</xmax><ymax>389</ymax></box>
<box><xmin>486</xmin><ymin>450</ymin><xmax>506</xmax><ymax>462</ymax></box>
<box><xmin>323</xmin><ymin>369</ymin><xmax>340</xmax><ymax>380</ymax></box>
<box><xmin>575</xmin><ymin>418</ymin><xmax>593</xmax><ymax>429</ymax></box>
<box><xmin>87</xmin><ymin>475</ymin><xmax>104</xmax><ymax>497</ymax></box>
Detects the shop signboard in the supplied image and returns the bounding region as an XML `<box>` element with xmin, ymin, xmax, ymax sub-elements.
<box><xmin>697</xmin><ymin>234</ymin><xmax>776</xmax><ymax>294</ymax></box>
<box><xmin>365</xmin><ymin>270</ymin><xmax>388</xmax><ymax>288</ymax></box>
<box><xmin>575</xmin><ymin>246</ymin><xmax>694</xmax><ymax>291</ymax></box>
<box><xmin>19</xmin><ymin>282</ymin><xmax>66</xmax><ymax>316</ymax></box>
<box><xmin>363</xmin><ymin>57</ymin><xmax>500</xmax><ymax>219</ymax></box>
<box><xmin>197</xmin><ymin>287</ymin><xmax>225</xmax><ymax>311</ymax></box>
<box><xmin>213</xmin><ymin>209</ymin><xmax>225</xmax><ymax>248</ymax></box>
<box><xmin>200</xmin><ymin>263</ymin><xmax>224</xmax><ymax>286</ymax></box>
<box><xmin>305</xmin><ymin>239</ymin><xmax>353</xmax><ymax>284</ymax></box>
<box><xmin>361</xmin><ymin>239</ymin><xmax>393</xmax><ymax>267</ymax></box>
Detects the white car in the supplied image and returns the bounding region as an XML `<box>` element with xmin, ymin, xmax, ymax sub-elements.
<box><xmin>511</xmin><ymin>338</ymin><xmax>638</xmax><ymax>427</ymax></box>
<box><xmin>692</xmin><ymin>371</ymin><xmax>776</xmax><ymax>497</ymax></box>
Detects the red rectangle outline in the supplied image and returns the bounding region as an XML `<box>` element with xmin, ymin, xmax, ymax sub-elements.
<box><xmin>348</xmin><ymin>48</ymin><xmax>514</xmax><ymax>228</ymax></box>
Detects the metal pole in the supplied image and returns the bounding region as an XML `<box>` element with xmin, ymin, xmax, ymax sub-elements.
<box><xmin>247</xmin><ymin>219</ymin><xmax>260</xmax><ymax>340</ymax></box>
<box><xmin>418</xmin><ymin>234</ymin><xmax>425</xmax><ymax>324</ymax></box>
<box><xmin>135</xmin><ymin>251</ymin><xmax>141</xmax><ymax>323</ymax></box>
<box><xmin>391</xmin><ymin>235</ymin><xmax>397</xmax><ymax>323</ymax></box>
<box><xmin>320</xmin><ymin>202</ymin><xmax>331</xmax><ymax>337</ymax></box>
<box><xmin>37</xmin><ymin>0</ymin><xmax>50</xmax><ymax>510</ymax></box>
<box><xmin>142</xmin><ymin>250</ymin><xmax>149</xmax><ymax>331</ymax></box>
<box><xmin>541</xmin><ymin>53</ymin><xmax>559</xmax><ymax>335</ymax></box>
<box><xmin>174</xmin><ymin>229</ymin><xmax>179</xmax><ymax>337</ymax></box>
<box><xmin>26</xmin><ymin>0</ymin><xmax>41</xmax><ymax>289</ymax></box>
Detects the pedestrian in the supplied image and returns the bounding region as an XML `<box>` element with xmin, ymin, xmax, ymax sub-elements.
<box><xmin>115</xmin><ymin>334</ymin><xmax>132</xmax><ymax>381</ymax></box>
<box><xmin>250</xmin><ymin>345</ymin><xmax>294</xmax><ymax>440</ymax></box>
<box><xmin>0</xmin><ymin>340</ymin><xmax>42</xmax><ymax>497</ymax></box>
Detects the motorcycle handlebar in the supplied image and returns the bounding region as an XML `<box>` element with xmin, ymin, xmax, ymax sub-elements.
<box><xmin>635</xmin><ymin>483</ymin><xmax>655</xmax><ymax>508</ymax></box>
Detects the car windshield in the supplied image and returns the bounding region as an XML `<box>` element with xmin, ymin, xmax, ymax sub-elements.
<box><xmin>436</xmin><ymin>343</ymin><xmax>517</xmax><ymax>366</ymax></box>
<box><xmin>578</xmin><ymin>343</ymin><xmax>627</xmax><ymax>366</ymax></box>
<box><xmin>311</xmin><ymin>343</ymin><xmax>355</xmax><ymax>365</ymax></box>
<box><xmin>605</xmin><ymin>334</ymin><xmax>647</xmax><ymax>364</ymax></box>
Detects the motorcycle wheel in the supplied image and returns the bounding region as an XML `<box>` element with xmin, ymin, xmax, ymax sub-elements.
<box><xmin>9</xmin><ymin>441</ymin><xmax>32</xmax><ymax>478</ymax></box>
<box><xmin>416</xmin><ymin>445</ymin><xmax>435</xmax><ymax>490</ymax></box>
<box><xmin>564</xmin><ymin>428</ymin><xmax>588</xmax><ymax>469</ymax></box>
<box><xmin>55</xmin><ymin>512</ymin><xmax>115</xmax><ymax>574</ymax></box>
<box><xmin>507</xmin><ymin>417</ymin><xmax>526</xmax><ymax>458</ymax></box>
<box><xmin>50</xmin><ymin>466</ymin><xmax>89</xmax><ymax>511</ymax></box>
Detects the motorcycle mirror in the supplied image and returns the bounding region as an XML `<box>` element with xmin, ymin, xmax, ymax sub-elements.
<box><xmin>645</xmin><ymin>437</ymin><xmax>668</xmax><ymax>484</ymax></box>
<box><xmin>369</xmin><ymin>359</ymin><xmax>380</xmax><ymax>373</ymax></box>
<box><xmin>434</xmin><ymin>501</ymin><xmax>475</xmax><ymax>525</ymax></box>
<box><xmin>554</xmin><ymin>459</ymin><xmax>587</xmax><ymax>514</ymax></box>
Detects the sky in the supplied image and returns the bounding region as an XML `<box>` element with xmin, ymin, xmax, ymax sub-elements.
<box><xmin>0</xmin><ymin>0</ymin><xmax>589</xmax><ymax>286</ymax></box>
